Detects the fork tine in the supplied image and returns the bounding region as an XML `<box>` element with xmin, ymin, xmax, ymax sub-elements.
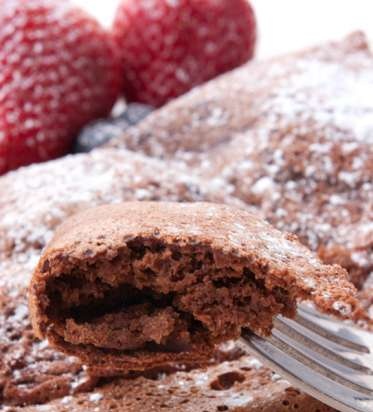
<box><xmin>275</xmin><ymin>316</ymin><xmax>373</xmax><ymax>373</ymax></box>
<box><xmin>270</xmin><ymin>326</ymin><xmax>373</xmax><ymax>395</ymax></box>
<box><xmin>273</xmin><ymin>318</ymin><xmax>373</xmax><ymax>392</ymax></box>
<box><xmin>298</xmin><ymin>305</ymin><xmax>373</xmax><ymax>351</ymax></box>
<box><xmin>241</xmin><ymin>331</ymin><xmax>373</xmax><ymax>412</ymax></box>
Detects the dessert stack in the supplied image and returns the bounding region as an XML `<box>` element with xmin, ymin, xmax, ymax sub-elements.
<box><xmin>0</xmin><ymin>1</ymin><xmax>371</xmax><ymax>411</ymax></box>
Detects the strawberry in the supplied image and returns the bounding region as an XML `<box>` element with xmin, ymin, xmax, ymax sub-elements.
<box><xmin>0</xmin><ymin>0</ymin><xmax>122</xmax><ymax>174</ymax></box>
<box><xmin>113</xmin><ymin>0</ymin><xmax>256</xmax><ymax>107</ymax></box>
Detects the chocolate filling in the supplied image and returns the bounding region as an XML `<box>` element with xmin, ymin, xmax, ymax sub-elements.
<box><xmin>43</xmin><ymin>238</ymin><xmax>295</xmax><ymax>354</ymax></box>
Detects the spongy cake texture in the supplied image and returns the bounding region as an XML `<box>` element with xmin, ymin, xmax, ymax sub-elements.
<box><xmin>29</xmin><ymin>202</ymin><xmax>356</xmax><ymax>376</ymax></box>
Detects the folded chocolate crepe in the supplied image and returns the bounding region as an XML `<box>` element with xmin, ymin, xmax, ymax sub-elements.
<box><xmin>108</xmin><ymin>31</ymin><xmax>373</xmax><ymax>288</ymax></box>
<box><xmin>29</xmin><ymin>202</ymin><xmax>356</xmax><ymax>376</ymax></box>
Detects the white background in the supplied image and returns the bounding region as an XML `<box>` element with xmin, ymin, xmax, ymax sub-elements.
<box><xmin>73</xmin><ymin>0</ymin><xmax>372</xmax><ymax>58</ymax></box>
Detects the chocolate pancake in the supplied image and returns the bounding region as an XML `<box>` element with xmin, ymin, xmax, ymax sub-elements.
<box><xmin>108</xmin><ymin>32</ymin><xmax>373</xmax><ymax>288</ymax></box>
<box><xmin>29</xmin><ymin>202</ymin><xmax>356</xmax><ymax>376</ymax></box>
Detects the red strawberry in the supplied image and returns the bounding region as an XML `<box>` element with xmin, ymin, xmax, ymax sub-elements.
<box><xmin>0</xmin><ymin>0</ymin><xmax>122</xmax><ymax>174</ymax></box>
<box><xmin>113</xmin><ymin>0</ymin><xmax>256</xmax><ymax>107</ymax></box>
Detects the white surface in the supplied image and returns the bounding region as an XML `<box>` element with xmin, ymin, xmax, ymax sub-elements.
<box><xmin>73</xmin><ymin>0</ymin><xmax>373</xmax><ymax>57</ymax></box>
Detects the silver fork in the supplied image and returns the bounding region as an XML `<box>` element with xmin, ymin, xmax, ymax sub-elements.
<box><xmin>241</xmin><ymin>304</ymin><xmax>373</xmax><ymax>412</ymax></box>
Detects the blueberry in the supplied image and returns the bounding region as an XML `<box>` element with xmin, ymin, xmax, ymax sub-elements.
<box><xmin>73</xmin><ymin>103</ymin><xmax>153</xmax><ymax>153</ymax></box>
<box><xmin>122</xmin><ymin>103</ymin><xmax>154</xmax><ymax>125</ymax></box>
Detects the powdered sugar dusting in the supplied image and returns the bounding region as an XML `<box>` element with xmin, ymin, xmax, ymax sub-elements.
<box><xmin>89</xmin><ymin>392</ymin><xmax>103</xmax><ymax>402</ymax></box>
<box><xmin>0</xmin><ymin>148</ymin><xmax>212</xmax><ymax>271</ymax></box>
<box><xmin>213</xmin><ymin>52</ymin><xmax>373</xmax><ymax>266</ymax></box>
<box><xmin>332</xmin><ymin>301</ymin><xmax>352</xmax><ymax>316</ymax></box>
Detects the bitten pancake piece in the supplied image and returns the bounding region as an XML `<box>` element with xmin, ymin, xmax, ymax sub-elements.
<box><xmin>29</xmin><ymin>202</ymin><xmax>356</xmax><ymax>376</ymax></box>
